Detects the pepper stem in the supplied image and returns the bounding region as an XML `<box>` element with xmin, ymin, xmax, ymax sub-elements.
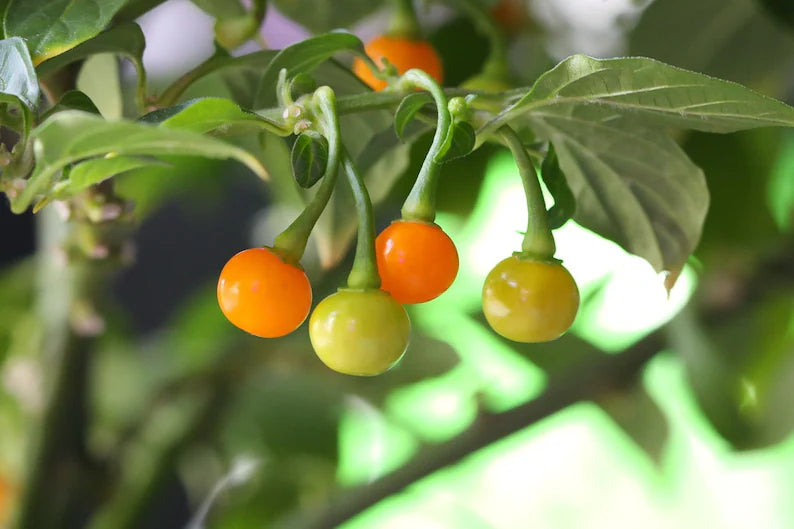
<box><xmin>499</xmin><ymin>126</ymin><xmax>556</xmax><ymax>260</ymax></box>
<box><xmin>273</xmin><ymin>86</ymin><xmax>341</xmax><ymax>263</ymax></box>
<box><xmin>342</xmin><ymin>150</ymin><xmax>381</xmax><ymax>290</ymax></box>
<box><xmin>276</xmin><ymin>68</ymin><xmax>293</xmax><ymax>107</ymax></box>
<box><xmin>389</xmin><ymin>0</ymin><xmax>421</xmax><ymax>39</ymax></box>
<box><xmin>400</xmin><ymin>69</ymin><xmax>453</xmax><ymax>223</ymax></box>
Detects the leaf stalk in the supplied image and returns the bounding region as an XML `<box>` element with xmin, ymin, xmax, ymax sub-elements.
<box><xmin>399</xmin><ymin>69</ymin><xmax>453</xmax><ymax>222</ymax></box>
<box><xmin>341</xmin><ymin>150</ymin><xmax>381</xmax><ymax>290</ymax></box>
<box><xmin>272</xmin><ymin>86</ymin><xmax>342</xmax><ymax>263</ymax></box>
<box><xmin>499</xmin><ymin>125</ymin><xmax>556</xmax><ymax>260</ymax></box>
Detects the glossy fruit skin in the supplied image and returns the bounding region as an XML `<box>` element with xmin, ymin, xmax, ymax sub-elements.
<box><xmin>217</xmin><ymin>247</ymin><xmax>312</xmax><ymax>338</ymax></box>
<box><xmin>376</xmin><ymin>221</ymin><xmax>459</xmax><ymax>304</ymax></box>
<box><xmin>352</xmin><ymin>35</ymin><xmax>444</xmax><ymax>91</ymax></box>
<box><xmin>482</xmin><ymin>256</ymin><xmax>579</xmax><ymax>343</ymax></box>
<box><xmin>309</xmin><ymin>289</ymin><xmax>410</xmax><ymax>376</ymax></box>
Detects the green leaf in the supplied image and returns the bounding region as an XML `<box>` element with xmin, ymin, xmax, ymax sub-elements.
<box><xmin>190</xmin><ymin>0</ymin><xmax>245</xmax><ymax>18</ymax></box>
<box><xmin>631</xmin><ymin>0</ymin><xmax>794</xmax><ymax>87</ymax></box>
<box><xmin>0</xmin><ymin>36</ymin><xmax>37</xmax><ymax>178</ymax></box>
<box><xmin>215</xmin><ymin>15</ymin><xmax>259</xmax><ymax>50</ymax></box>
<box><xmin>439</xmin><ymin>121</ymin><xmax>476</xmax><ymax>163</ymax></box>
<box><xmin>113</xmin><ymin>0</ymin><xmax>169</xmax><ymax>22</ymax></box>
<box><xmin>540</xmin><ymin>145</ymin><xmax>575</xmax><ymax>229</ymax></box>
<box><xmin>61</xmin><ymin>155</ymin><xmax>166</xmax><ymax>193</ymax></box>
<box><xmin>35</xmin><ymin>23</ymin><xmax>147</xmax><ymax>108</ymax></box>
<box><xmin>288</xmin><ymin>73</ymin><xmax>316</xmax><ymax>101</ymax></box>
<box><xmin>0</xmin><ymin>36</ymin><xmax>38</xmax><ymax>109</ymax></box>
<box><xmin>0</xmin><ymin>36</ymin><xmax>37</xmax><ymax>147</ymax></box>
<box><xmin>76</xmin><ymin>53</ymin><xmax>121</xmax><ymax>118</ymax></box>
<box><xmin>272</xmin><ymin>0</ymin><xmax>384</xmax><ymax>34</ymax></box>
<box><xmin>0</xmin><ymin>93</ymin><xmax>24</xmax><ymax>131</ymax></box>
<box><xmin>139</xmin><ymin>97</ymin><xmax>285</xmax><ymax>135</ymax></box>
<box><xmin>394</xmin><ymin>92</ymin><xmax>433</xmax><ymax>142</ymax></box>
<box><xmin>211</xmin><ymin>0</ymin><xmax>267</xmax><ymax>50</ymax></box>
<box><xmin>35</xmin><ymin>22</ymin><xmax>145</xmax><ymax>78</ymax></box>
<box><xmin>174</xmin><ymin>49</ymin><xmax>278</xmax><ymax>108</ymax></box>
<box><xmin>529</xmin><ymin>106</ymin><xmax>709</xmax><ymax>273</ymax></box>
<box><xmin>180</xmin><ymin>44</ymin><xmax>365</xmax><ymax>111</ymax></box>
<box><xmin>290</xmin><ymin>131</ymin><xmax>328</xmax><ymax>189</ymax></box>
<box><xmin>489</xmin><ymin>55</ymin><xmax>794</xmax><ymax>134</ymax></box>
<box><xmin>41</xmin><ymin>90</ymin><xmax>100</xmax><ymax>118</ymax></box>
<box><xmin>3</xmin><ymin>0</ymin><xmax>128</xmax><ymax>65</ymax></box>
<box><xmin>10</xmin><ymin>110</ymin><xmax>267</xmax><ymax>213</ymax></box>
<box><xmin>254</xmin><ymin>31</ymin><xmax>366</xmax><ymax>108</ymax></box>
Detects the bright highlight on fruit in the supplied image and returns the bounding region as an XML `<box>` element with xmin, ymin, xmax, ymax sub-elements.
<box><xmin>217</xmin><ymin>247</ymin><xmax>312</xmax><ymax>338</ymax></box>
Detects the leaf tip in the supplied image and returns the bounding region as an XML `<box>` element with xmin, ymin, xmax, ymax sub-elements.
<box><xmin>663</xmin><ymin>266</ymin><xmax>684</xmax><ymax>297</ymax></box>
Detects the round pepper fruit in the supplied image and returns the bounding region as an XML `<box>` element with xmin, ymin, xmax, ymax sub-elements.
<box><xmin>352</xmin><ymin>35</ymin><xmax>443</xmax><ymax>91</ymax></box>
<box><xmin>217</xmin><ymin>247</ymin><xmax>312</xmax><ymax>338</ymax></box>
<box><xmin>482</xmin><ymin>255</ymin><xmax>579</xmax><ymax>342</ymax></box>
<box><xmin>309</xmin><ymin>289</ymin><xmax>410</xmax><ymax>376</ymax></box>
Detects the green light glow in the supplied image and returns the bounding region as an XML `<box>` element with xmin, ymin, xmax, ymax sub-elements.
<box><xmin>343</xmin><ymin>354</ymin><xmax>794</xmax><ymax>529</ymax></box>
<box><xmin>385</xmin><ymin>372</ymin><xmax>478</xmax><ymax>443</ymax></box>
<box><xmin>336</xmin><ymin>396</ymin><xmax>418</xmax><ymax>486</ymax></box>
<box><xmin>411</xmin><ymin>306</ymin><xmax>545</xmax><ymax>412</ymax></box>
<box><xmin>644</xmin><ymin>354</ymin><xmax>794</xmax><ymax>529</ymax></box>
<box><xmin>767</xmin><ymin>131</ymin><xmax>794</xmax><ymax>231</ymax></box>
<box><xmin>573</xmin><ymin>260</ymin><xmax>697</xmax><ymax>351</ymax></box>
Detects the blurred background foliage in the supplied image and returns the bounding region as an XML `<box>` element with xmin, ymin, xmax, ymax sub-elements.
<box><xmin>1</xmin><ymin>0</ymin><xmax>794</xmax><ymax>528</ymax></box>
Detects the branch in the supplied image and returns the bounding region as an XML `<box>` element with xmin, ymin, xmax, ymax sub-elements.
<box><xmin>15</xmin><ymin>183</ymin><xmax>133</xmax><ymax>529</ymax></box>
<box><xmin>14</xmin><ymin>332</ymin><xmax>94</xmax><ymax>529</ymax></box>
<box><xmin>14</xmin><ymin>210</ymin><xmax>99</xmax><ymax>529</ymax></box>
<box><xmin>284</xmin><ymin>332</ymin><xmax>665</xmax><ymax>529</ymax></box>
<box><xmin>256</xmin><ymin>86</ymin><xmax>525</xmax><ymax>124</ymax></box>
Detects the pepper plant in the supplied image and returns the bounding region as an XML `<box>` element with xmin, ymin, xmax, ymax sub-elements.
<box><xmin>2</xmin><ymin>0</ymin><xmax>794</xmax><ymax>527</ymax></box>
